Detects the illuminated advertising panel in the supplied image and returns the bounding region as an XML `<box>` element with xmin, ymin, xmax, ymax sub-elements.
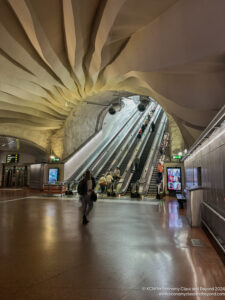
<box><xmin>48</xmin><ymin>168</ymin><xmax>59</xmax><ymax>183</ymax></box>
<box><xmin>167</xmin><ymin>167</ymin><xmax>182</xmax><ymax>191</ymax></box>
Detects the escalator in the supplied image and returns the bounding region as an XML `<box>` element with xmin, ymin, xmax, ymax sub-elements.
<box><xmin>127</xmin><ymin>110</ymin><xmax>164</xmax><ymax>192</ymax></box>
<box><xmin>147</xmin><ymin>151</ymin><xmax>161</xmax><ymax>197</ymax></box>
<box><xmin>93</xmin><ymin>139</ymin><xmax>137</xmax><ymax>182</ymax></box>
<box><xmin>116</xmin><ymin>106</ymin><xmax>162</xmax><ymax>195</ymax></box>
<box><xmin>119</xmin><ymin>139</ymin><xmax>139</xmax><ymax>175</ymax></box>
<box><xmin>92</xmin><ymin>105</ymin><xmax>153</xmax><ymax>181</ymax></box>
<box><xmin>91</xmin><ymin>112</ymin><xmax>143</xmax><ymax>180</ymax></box>
<box><xmin>68</xmin><ymin>109</ymin><xmax>139</xmax><ymax>182</ymax></box>
<box><xmin>137</xmin><ymin>114</ymin><xmax>168</xmax><ymax>197</ymax></box>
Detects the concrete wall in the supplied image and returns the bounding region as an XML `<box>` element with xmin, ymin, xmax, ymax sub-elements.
<box><xmin>60</xmin><ymin>103</ymin><xmax>105</xmax><ymax>159</ymax></box>
<box><xmin>167</xmin><ymin>114</ymin><xmax>186</xmax><ymax>159</ymax></box>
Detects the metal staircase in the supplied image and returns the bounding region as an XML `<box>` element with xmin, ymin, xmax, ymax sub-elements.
<box><xmin>147</xmin><ymin>151</ymin><xmax>161</xmax><ymax>197</ymax></box>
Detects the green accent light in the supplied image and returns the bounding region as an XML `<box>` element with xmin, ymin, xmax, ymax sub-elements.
<box><xmin>173</xmin><ymin>155</ymin><xmax>182</xmax><ymax>159</ymax></box>
<box><xmin>53</xmin><ymin>158</ymin><xmax>59</xmax><ymax>162</ymax></box>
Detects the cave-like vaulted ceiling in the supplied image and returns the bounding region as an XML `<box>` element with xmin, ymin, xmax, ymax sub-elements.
<box><xmin>0</xmin><ymin>0</ymin><xmax>225</xmax><ymax>158</ymax></box>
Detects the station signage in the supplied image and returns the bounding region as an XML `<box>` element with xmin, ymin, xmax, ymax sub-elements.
<box><xmin>173</xmin><ymin>155</ymin><xmax>182</xmax><ymax>159</ymax></box>
<box><xmin>6</xmin><ymin>154</ymin><xmax>20</xmax><ymax>163</ymax></box>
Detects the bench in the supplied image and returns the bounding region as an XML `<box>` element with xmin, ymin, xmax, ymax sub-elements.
<box><xmin>176</xmin><ymin>193</ymin><xmax>186</xmax><ymax>209</ymax></box>
<box><xmin>43</xmin><ymin>184</ymin><xmax>66</xmax><ymax>196</ymax></box>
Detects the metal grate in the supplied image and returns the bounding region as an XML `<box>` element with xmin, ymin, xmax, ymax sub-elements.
<box><xmin>191</xmin><ymin>239</ymin><xmax>204</xmax><ymax>247</ymax></box>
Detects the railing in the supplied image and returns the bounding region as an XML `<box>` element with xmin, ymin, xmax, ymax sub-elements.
<box><xmin>182</xmin><ymin>105</ymin><xmax>225</xmax><ymax>161</ymax></box>
<box><xmin>201</xmin><ymin>201</ymin><xmax>225</xmax><ymax>254</ymax></box>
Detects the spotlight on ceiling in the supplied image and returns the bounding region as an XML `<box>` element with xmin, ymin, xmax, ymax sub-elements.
<box><xmin>108</xmin><ymin>106</ymin><xmax>116</xmax><ymax>115</ymax></box>
<box><xmin>108</xmin><ymin>101</ymin><xmax>123</xmax><ymax>115</ymax></box>
<box><xmin>137</xmin><ymin>103</ymin><xmax>146</xmax><ymax>112</ymax></box>
<box><xmin>137</xmin><ymin>97</ymin><xmax>150</xmax><ymax>112</ymax></box>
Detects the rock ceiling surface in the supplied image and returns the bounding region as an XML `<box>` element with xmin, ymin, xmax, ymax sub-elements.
<box><xmin>0</xmin><ymin>0</ymin><xmax>224</xmax><ymax>158</ymax></box>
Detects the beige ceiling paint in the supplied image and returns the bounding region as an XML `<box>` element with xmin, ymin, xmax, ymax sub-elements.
<box><xmin>0</xmin><ymin>0</ymin><xmax>224</xmax><ymax>158</ymax></box>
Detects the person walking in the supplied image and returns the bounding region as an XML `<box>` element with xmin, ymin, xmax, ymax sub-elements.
<box><xmin>99</xmin><ymin>174</ymin><xmax>107</xmax><ymax>195</ymax></box>
<box><xmin>141</xmin><ymin>124</ymin><xmax>146</xmax><ymax>133</ymax></box>
<box><xmin>106</xmin><ymin>172</ymin><xmax>113</xmax><ymax>196</ymax></box>
<box><xmin>78</xmin><ymin>170</ymin><xmax>94</xmax><ymax>225</ymax></box>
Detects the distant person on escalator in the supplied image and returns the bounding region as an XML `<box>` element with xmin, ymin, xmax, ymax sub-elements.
<box><xmin>149</xmin><ymin>111</ymin><xmax>153</xmax><ymax>119</ymax></box>
<box><xmin>131</xmin><ymin>156</ymin><xmax>139</xmax><ymax>174</ymax></box>
<box><xmin>113</xmin><ymin>167</ymin><xmax>120</xmax><ymax>182</ymax></box>
<box><xmin>141</xmin><ymin>124</ymin><xmax>146</xmax><ymax>133</ymax></box>
<box><xmin>151</xmin><ymin>122</ymin><xmax>155</xmax><ymax>132</ymax></box>
<box><xmin>159</xmin><ymin>146</ymin><xmax>165</xmax><ymax>155</ymax></box>
<box><xmin>157</xmin><ymin>162</ymin><xmax>163</xmax><ymax>183</ymax></box>
<box><xmin>134</xmin><ymin>155</ymin><xmax>140</xmax><ymax>175</ymax></box>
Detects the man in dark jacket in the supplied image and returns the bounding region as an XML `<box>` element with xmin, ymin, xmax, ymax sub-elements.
<box><xmin>151</xmin><ymin>122</ymin><xmax>155</xmax><ymax>132</ymax></box>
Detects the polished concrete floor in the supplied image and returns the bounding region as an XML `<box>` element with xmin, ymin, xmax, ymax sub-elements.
<box><xmin>0</xmin><ymin>189</ymin><xmax>224</xmax><ymax>300</ymax></box>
